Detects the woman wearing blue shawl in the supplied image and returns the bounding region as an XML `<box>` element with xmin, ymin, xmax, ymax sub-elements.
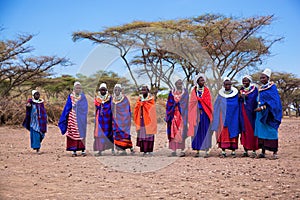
<box><xmin>254</xmin><ymin>68</ymin><xmax>282</xmax><ymax>159</ymax></box>
<box><xmin>212</xmin><ymin>77</ymin><xmax>240</xmax><ymax>158</ymax></box>
<box><xmin>58</xmin><ymin>82</ymin><xmax>88</xmax><ymax>157</ymax></box>
<box><xmin>23</xmin><ymin>90</ymin><xmax>47</xmax><ymax>154</ymax></box>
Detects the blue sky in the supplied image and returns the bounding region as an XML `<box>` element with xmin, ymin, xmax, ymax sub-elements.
<box><xmin>1</xmin><ymin>0</ymin><xmax>300</xmax><ymax>77</ymax></box>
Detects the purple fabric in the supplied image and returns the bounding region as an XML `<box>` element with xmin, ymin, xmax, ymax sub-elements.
<box><xmin>23</xmin><ymin>99</ymin><xmax>47</xmax><ymax>133</ymax></box>
<box><xmin>112</xmin><ymin>96</ymin><xmax>131</xmax><ymax>142</ymax></box>
<box><xmin>58</xmin><ymin>93</ymin><xmax>88</xmax><ymax>138</ymax></box>
<box><xmin>95</xmin><ymin>96</ymin><xmax>113</xmax><ymax>141</ymax></box>
<box><xmin>165</xmin><ymin>89</ymin><xmax>189</xmax><ymax>139</ymax></box>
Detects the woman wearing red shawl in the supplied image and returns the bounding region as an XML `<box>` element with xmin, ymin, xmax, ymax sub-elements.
<box><xmin>165</xmin><ymin>79</ymin><xmax>189</xmax><ymax>157</ymax></box>
<box><xmin>188</xmin><ymin>74</ymin><xmax>213</xmax><ymax>157</ymax></box>
<box><xmin>212</xmin><ymin>77</ymin><xmax>240</xmax><ymax>158</ymax></box>
<box><xmin>58</xmin><ymin>82</ymin><xmax>88</xmax><ymax>157</ymax></box>
<box><xmin>134</xmin><ymin>85</ymin><xmax>157</xmax><ymax>156</ymax></box>
<box><xmin>23</xmin><ymin>90</ymin><xmax>47</xmax><ymax>154</ymax></box>
<box><xmin>112</xmin><ymin>84</ymin><xmax>133</xmax><ymax>155</ymax></box>
<box><xmin>94</xmin><ymin>83</ymin><xmax>114</xmax><ymax>156</ymax></box>
<box><xmin>239</xmin><ymin>75</ymin><xmax>259</xmax><ymax>158</ymax></box>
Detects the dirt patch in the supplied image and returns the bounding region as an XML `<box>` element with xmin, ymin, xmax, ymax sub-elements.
<box><xmin>0</xmin><ymin>118</ymin><xmax>299</xmax><ymax>199</ymax></box>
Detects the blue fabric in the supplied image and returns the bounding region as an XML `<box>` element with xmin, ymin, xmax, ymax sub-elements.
<box><xmin>95</xmin><ymin>97</ymin><xmax>113</xmax><ymax>140</ymax></box>
<box><xmin>30</xmin><ymin>127</ymin><xmax>45</xmax><ymax>149</ymax></box>
<box><xmin>239</xmin><ymin>87</ymin><xmax>258</xmax><ymax>131</ymax></box>
<box><xmin>30</xmin><ymin>104</ymin><xmax>40</xmax><ymax>132</ymax></box>
<box><xmin>255</xmin><ymin>111</ymin><xmax>278</xmax><ymax>139</ymax></box>
<box><xmin>23</xmin><ymin>99</ymin><xmax>47</xmax><ymax>133</ymax></box>
<box><xmin>192</xmin><ymin>103</ymin><xmax>211</xmax><ymax>150</ymax></box>
<box><xmin>212</xmin><ymin>94</ymin><xmax>240</xmax><ymax>138</ymax></box>
<box><xmin>258</xmin><ymin>84</ymin><xmax>282</xmax><ymax>129</ymax></box>
<box><xmin>58</xmin><ymin>93</ymin><xmax>88</xmax><ymax>138</ymax></box>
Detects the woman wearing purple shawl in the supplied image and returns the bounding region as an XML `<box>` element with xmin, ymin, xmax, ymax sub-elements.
<box><xmin>23</xmin><ymin>90</ymin><xmax>47</xmax><ymax>154</ymax></box>
<box><xmin>112</xmin><ymin>84</ymin><xmax>133</xmax><ymax>155</ymax></box>
<box><xmin>165</xmin><ymin>79</ymin><xmax>188</xmax><ymax>157</ymax></box>
<box><xmin>254</xmin><ymin>69</ymin><xmax>282</xmax><ymax>159</ymax></box>
<box><xmin>93</xmin><ymin>83</ymin><xmax>114</xmax><ymax>156</ymax></box>
<box><xmin>58</xmin><ymin>82</ymin><xmax>88</xmax><ymax>157</ymax></box>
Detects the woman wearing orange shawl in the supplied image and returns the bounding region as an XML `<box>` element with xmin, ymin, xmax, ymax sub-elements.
<box><xmin>134</xmin><ymin>85</ymin><xmax>157</xmax><ymax>156</ymax></box>
<box><xmin>188</xmin><ymin>74</ymin><xmax>213</xmax><ymax>157</ymax></box>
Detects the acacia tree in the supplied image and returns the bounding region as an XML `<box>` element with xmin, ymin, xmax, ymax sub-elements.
<box><xmin>252</xmin><ymin>72</ymin><xmax>300</xmax><ymax>117</ymax></box>
<box><xmin>73</xmin><ymin>14</ymin><xmax>282</xmax><ymax>95</ymax></box>
<box><xmin>0</xmin><ymin>34</ymin><xmax>70</xmax><ymax>98</ymax></box>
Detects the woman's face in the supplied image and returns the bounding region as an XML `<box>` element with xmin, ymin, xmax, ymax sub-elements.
<box><xmin>74</xmin><ymin>84</ymin><xmax>82</xmax><ymax>95</ymax></box>
<box><xmin>242</xmin><ymin>77</ymin><xmax>250</xmax><ymax>88</ymax></box>
<box><xmin>99</xmin><ymin>87</ymin><xmax>107</xmax><ymax>96</ymax></box>
<box><xmin>260</xmin><ymin>74</ymin><xmax>269</xmax><ymax>85</ymax></box>
<box><xmin>140</xmin><ymin>86</ymin><xmax>148</xmax><ymax>96</ymax></box>
<box><xmin>224</xmin><ymin>80</ymin><xmax>232</xmax><ymax>91</ymax></box>
<box><xmin>197</xmin><ymin>77</ymin><xmax>205</xmax><ymax>87</ymax></box>
<box><xmin>114</xmin><ymin>87</ymin><xmax>121</xmax><ymax>96</ymax></box>
<box><xmin>33</xmin><ymin>92</ymin><xmax>40</xmax><ymax>100</ymax></box>
<box><xmin>175</xmin><ymin>80</ymin><xmax>183</xmax><ymax>90</ymax></box>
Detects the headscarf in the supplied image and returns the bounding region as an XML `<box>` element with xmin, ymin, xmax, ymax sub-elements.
<box><xmin>223</xmin><ymin>77</ymin><xmax>231</xmax><ymax>83</ymax></box>
<box><xmin>74</xmin><ymin>81</ymin><xmax>81</xmax><ymax>87</ymax></box>
<box><xmin>194</xmin><ymin>73</ymin><xmax>206</xmax><ymax>86</ymax></box>
<box><xmin>32</xmin><ymin>90</ymin><xmax>38</xmax><ymax>97</ymax></box>
<box><xmin>242</xmin><ymin>75</ymin><xmax>252</xmax><ymax>83</ymax></box>
<box><xmin>99</xmin><ymin>83</ymin><xmax>107</xmax><ymax>89</ymax></box>
<box><xmin>262</xmin><ymin>68</ymin><xmax>272</xmax><ymax>78</ymax></box>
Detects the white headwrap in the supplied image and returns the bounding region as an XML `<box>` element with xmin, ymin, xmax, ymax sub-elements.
<box><xmin>99</xmin><ymin>83</ymin><xmax>107</xmax><ymax>89</ymax></box>
<box><xmin>242</xmin><ymin>75</ymin><xmax>252</xmax><ymax>83</ymax></box>
<box><xmin>114</xmin><ymin>84</ymin><xmax>122</xmax><ymax>89</ymax></box>
<box><xmin>194</xmin><ymin>73</ymin><xmax>206</xmax><ymax>86</ymax></box>
<box><xmin>223</xmin><ymin>77</ymin><xmax>231</xmax><ymax>82</ymax></box>
<box><xmin>74</xmin><ymin>81</ymin><xmax>81</xmax><ymax>87</ymax></box>
<box><xmin>262</xmin><ymin>68</ymin><xmax>272</xmax><ymax>78</ymax></box>
<box><xmin>32</xmin><ymin>90</ymin><xmax>38</xmax><ymax>96</ymax></box>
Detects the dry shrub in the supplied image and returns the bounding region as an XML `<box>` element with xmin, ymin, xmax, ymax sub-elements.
<box><xmin>0</xmin><ymin>98</ymin><xmax>26</xmax><ymax>126</ymax></box>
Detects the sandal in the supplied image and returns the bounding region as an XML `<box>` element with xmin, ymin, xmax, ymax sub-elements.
<box><xmin>179</xmin><ymin>152</ymin><xmax>186</xmax><ymax>157</ymax></box>
<box><xmin>242</xmin><ymin>152</ymin><xmax>249</xmax><ymax>157</ymax></box>
<box><xmin>256</xmin><ymin>153</ymin><xmax>265</xmax><ymax>159</ymax></box>
<box><xmin>270</xmin><ymin>154</ymin><xmax>278</xmax><ymax>160</ymax></box>
<box><xmin>220</xmin><ymin>152</ymin><xmax>227</xmax><ymax>158</ymax></box>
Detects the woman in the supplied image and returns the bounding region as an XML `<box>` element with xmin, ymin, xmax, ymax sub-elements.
<box><xmin>239</xmin><ymin>75</ymin><xmax>259</xmax><ymax>158</ymax></box>
<box><xmin>112</xmin><ymin>84</ymin><xmax>133</xmax><ymax>155</ymax></box>
<box><xmin>23</xmin><ymin>90</ymin><xmax>47</xmax><ymax>154</ymax></box>
<box><xmin>59</xmin><ymin>82</ymin><xmax>88</xmax><ymax>157</ymax></box>
<box><xmin>94</xmin><ymin>83</ymin><xmax>114</xmax><ymax>156</ymax></box>
<box><xmin>212</xmin><ymin>77</ymin><xmax>240</xmax><ymax>158</ymax></box>
<box><xmin>134</xmin><ymin>85</ymin><xmax>157</xmax><ymax>156</ymax></box>
<box><xmin>165</xmin><ymin>79</ymin><xmax>189</xmax><ymax>157</ymax></box>
<box><xmin>188</xmin><ymin>74</ymin><xmax>213</xmax><ymax>157</ymax></box>
<box><xmin>254</xmin><ymin>68</ymin><xmax>282</xmax><ymax>159</ymax></box>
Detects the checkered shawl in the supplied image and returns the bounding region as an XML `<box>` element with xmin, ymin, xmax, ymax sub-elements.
<box><xmin>165</xmin><ymin>89</ymin><xmax>189</xmax><ymax>138</ymax></box>
<box><xmin>94</xmin><ymin>96</ymin><xmax>113</xmax><ymax>138</ymax></box>
<box><xmin>23</xmin><ymin>99</ymin><xmax>47</xmax><ymax>133</ymax></box>
<box><xmin>112</xmin><ymin>96</ymin><xmax>131</xmax><ymax>140</ymax></box>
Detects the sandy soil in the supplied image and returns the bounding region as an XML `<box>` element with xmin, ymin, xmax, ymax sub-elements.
<box><xmin>0</xmin><ymin>118</ymin><xmax>299</xmax><ymax>200</ymax></box>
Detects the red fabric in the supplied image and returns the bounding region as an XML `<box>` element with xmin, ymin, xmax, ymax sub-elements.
<box><xmin>241</xmin><ymin>104</ymin><xmax>258</xmax><ymax>150</ymax></box>
<box><xmin>217</xmin><ymin>127</ymin><xmax>238</xmax><ymax>150</ymax></box>
<box><xmin>134</xmin><ymin>96</ymin><xmax>157</xmax><ymax>135</ymax></box>
<box><xmin>188</xmin><ymin>87</ymin><xmax>213</xmax><ymax>136</ymax></box>
<box><xmin>170</xmin><ymin>106</ymin><xmax>183</xmax><ymax>142</ymax></box>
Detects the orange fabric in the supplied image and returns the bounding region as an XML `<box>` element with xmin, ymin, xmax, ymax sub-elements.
<box><xmin>188</xmin><ymin>87</ymin><xmax>213</xmax><ymax>137</ymax></box>
<box><xmin>134</xmin><ymin>96</ymin><xmax>157</xmax><ymax>135</ymax></box>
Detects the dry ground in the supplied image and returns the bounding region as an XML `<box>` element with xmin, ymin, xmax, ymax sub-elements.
<box><xmin>0</xmin><ymin>118</ymin><xmax>299</xmax><ymax>200</ymax></box>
